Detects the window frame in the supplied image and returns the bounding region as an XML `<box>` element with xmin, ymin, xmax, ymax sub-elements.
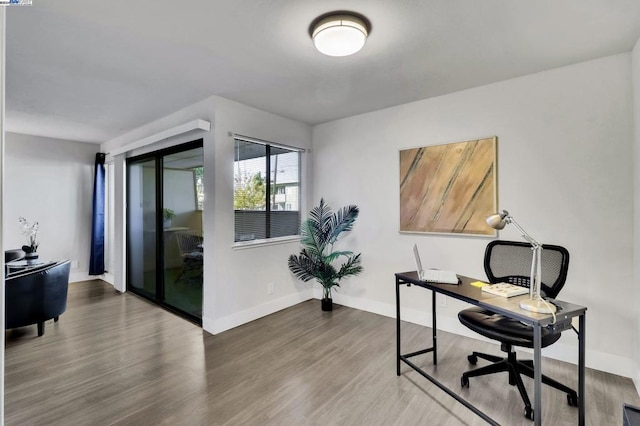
<box><xmin>232</xmin><ymin>134</ymin><xmax>305</xmax><ymax>248</ymax></box>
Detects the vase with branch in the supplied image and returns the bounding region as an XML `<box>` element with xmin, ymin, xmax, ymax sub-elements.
<box><xmin>19</xmin><ymin>217</ymin><xmax>39</xmax><ymax>261</ymax></box>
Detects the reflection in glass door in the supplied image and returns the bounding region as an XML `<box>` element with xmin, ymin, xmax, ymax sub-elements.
<box><xmin>162</xmin><ymin>149</ymin><xmax>204</xmax><ymax>318</ymax></box>
<box><xmin>127</xmin><ymin>159</ymin><xmax>157</xmax><ymax>299</ymax></box>
<box><xmin>127</xmin><ymin>140</ymin><xmax>204</xmax><ymax>324</ymax></box>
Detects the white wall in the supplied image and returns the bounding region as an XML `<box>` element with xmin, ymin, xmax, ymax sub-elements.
<box><xmin>208</xmin><ymin>97</ymin><xmax>312</xmax><ymax>332</ymax></box>
<box><xmin>632</xmin><ymin>37</ymin><xmax>640</xmax><ymax>390</ymax></box>
<box><xmin>101</xmin><ymin>95</ymin><xmax>313</xmax><ymax>335</ymax></box>
<box><xmin>312</xmin><ymin>53</ymin><xmax>634</xmax><ymax>377</ymax></box>
<box><xmin>3</xmin><ymin>132</ymin><xmax>97</xmax><ymax>282</ymax></box>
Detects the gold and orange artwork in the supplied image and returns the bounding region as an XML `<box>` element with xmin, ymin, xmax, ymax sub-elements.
<box><xmin>399</xmin><ymin>137</ymin><xmax>497</xmax><ymax>236</ymax></box>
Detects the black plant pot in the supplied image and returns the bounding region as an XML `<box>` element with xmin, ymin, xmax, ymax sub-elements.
<box><xmin>321</xmin><ymin>298</ymin><xmax>333</xmax><ymax>312</ymax></box>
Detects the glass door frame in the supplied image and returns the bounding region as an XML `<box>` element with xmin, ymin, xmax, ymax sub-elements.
<box><xmin>125</xmin><ymin>139</ymin><xmax>204</xmax><ymax>326</ymax></box>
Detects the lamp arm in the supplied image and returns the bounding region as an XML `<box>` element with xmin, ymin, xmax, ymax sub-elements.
<box><xmin>506</xmin><ymin>216</ymin><xmax>541</xmax><ymax>249</ymax></box>
<box><xmin>488</xmin><ymin>209</ymin><xmax>556</xmax><ymax>313</ymax></box>
<box><xmin>507</xmin><ymin>214</ymin><xmax>543</xmax><ymax>301</ymax></box>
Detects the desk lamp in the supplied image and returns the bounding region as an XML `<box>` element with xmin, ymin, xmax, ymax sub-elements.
<box><xmin>486</xmin><ymin>210</ymin><xmax>556</xmax><ymax>314</ymax></box>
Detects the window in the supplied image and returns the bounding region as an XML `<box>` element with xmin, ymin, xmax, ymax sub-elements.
<box><xmin>233</xmin><ymin>136</ymin><xmax>302</xmax><ymax>243</ymax></box>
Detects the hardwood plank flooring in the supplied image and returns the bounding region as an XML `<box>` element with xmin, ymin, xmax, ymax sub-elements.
<box><xmin>5</xmin><ymin>280</ymin><xmax>639</xmax><ymax>425</ymax></box>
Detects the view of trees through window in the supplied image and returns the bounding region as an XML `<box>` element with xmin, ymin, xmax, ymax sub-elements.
<box><xmin>234</xmin><ymin>171</ymin><xmax>266</xmax><ymax>210</ymax></box>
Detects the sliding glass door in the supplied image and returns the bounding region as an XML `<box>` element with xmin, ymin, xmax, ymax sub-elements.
<box><xmin>127</xmin><ymin>140</ymin><xmax>204</xmax><ymax>324</ymax></box>
<box><xmin>162</xmin><ymin>147</ymin><xmax>204</xmax><ymax>318</ymax></box>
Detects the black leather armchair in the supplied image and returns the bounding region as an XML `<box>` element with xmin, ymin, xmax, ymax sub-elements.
<box><xmin>458</xmin><ymin>240</ymin><xmax>577</xmax><ymax>420</ymax></box>
<box><xmin>6</xmin><ymin>260</ymin><xmax>71</xmax><ymax>336</ymax></box>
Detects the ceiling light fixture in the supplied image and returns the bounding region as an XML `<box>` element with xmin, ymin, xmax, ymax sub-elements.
<box><xmin>310</xmin><ymin>12</ymin><xmax>370</xmax><ymax>57</ymax></box>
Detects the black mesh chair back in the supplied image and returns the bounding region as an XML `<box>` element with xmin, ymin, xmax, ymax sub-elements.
<box><xmin>175</xmin><ymin>232</ymin><xmax>203</xmax><ymax>284</ymax></box>
<box><xmin>484</xmin><ymin>240</ymin><xmax>569</xmax><ymax>299</ymax></box>
<box><xmin>176</xmin><ymin>232</ymin><xmax>204</xmax><ymax>256</ymax></box>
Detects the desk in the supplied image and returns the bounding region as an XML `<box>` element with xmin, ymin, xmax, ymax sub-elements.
<box><xmin>395</xmin><ymin>271</ymin><xmax>586</xmax><ymax>426</ymax></box>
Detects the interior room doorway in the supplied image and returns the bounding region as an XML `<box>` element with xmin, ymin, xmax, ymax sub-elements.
<box><xmin>126</xmin><ymin>140</ymin><xmax>204</xmax><ymax>324</ymax></box>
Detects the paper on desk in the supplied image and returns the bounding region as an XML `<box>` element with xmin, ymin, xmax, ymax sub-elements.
<box><xmin>470</xmin><ymin>281</ymin><xmax>489</xmax><ymax>287</ymax></box>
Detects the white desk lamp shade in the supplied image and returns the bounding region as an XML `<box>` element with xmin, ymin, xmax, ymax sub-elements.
<box><xmin>486</xmin><ymin>211</ymin><xmax>508</xmax><ymax>230</ymax></box>
<box><xmin>312</xmin><ymin>15</ymin><xmax>368</xmax><ymax>57</ymax></box>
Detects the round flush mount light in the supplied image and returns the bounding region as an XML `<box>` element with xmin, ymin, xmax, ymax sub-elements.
<box><xmin>310</xmin><ymin>12</ymin><xmax>370</xmax><ymax>57</ymax></box>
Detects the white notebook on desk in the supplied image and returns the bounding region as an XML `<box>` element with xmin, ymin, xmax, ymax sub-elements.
<box><xmin>413</xmin><ymin>244</ymin><xmax>459</xmax><ymax>284</ymax></box>
<box><xmin>481</xmin><ymin>283</ymin><xmax>529</xmax><ymax>298</ymax></box>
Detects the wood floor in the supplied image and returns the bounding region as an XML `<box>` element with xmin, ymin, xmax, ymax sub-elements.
<box><xmin>5</xmin><ymin>280</ymin><xmax>639</xmax><ymax>425</ymax></box>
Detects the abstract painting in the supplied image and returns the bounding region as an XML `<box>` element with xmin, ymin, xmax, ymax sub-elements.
<box><xmin>399</xmin><ymin>137</ymin><xmax>497</xmax><ymax>236</ymax></box>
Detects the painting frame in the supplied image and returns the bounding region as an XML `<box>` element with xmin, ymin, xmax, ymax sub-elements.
<box><xmin>399</xmin><ymin>136</ymin><xmax>498</xmax><ymax>237</ymax></box>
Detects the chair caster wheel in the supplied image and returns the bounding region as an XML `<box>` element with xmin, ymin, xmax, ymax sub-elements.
<box><xmin>461</xmin><ymin>375</ymin><xmax>469</xmax><ymax>388</ymax></box>
<box><xmin>467</xmin><ymin>354</ymin><xmax>478</xmax><ymax>365</ymax></box>
<box><xmin>567</xmin><ymin>393</ymin><xmax>578</xmax><ymax>407</ymax></box>
<box><xmin>524</xmin><ymin>406</ymin><xmax>534</xmax><ymax>420</ymax></box>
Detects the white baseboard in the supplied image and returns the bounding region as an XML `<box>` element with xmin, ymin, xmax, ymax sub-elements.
<box><xmin>329</xmin><ymin>291</ymin><xmax>636</xmax><ymax>379</ymax></box>
<box><xmin>99</xmin><ymin>272</ymin><xmax>115</xmax><ymax>285</ymax></box>
<box><xmin>69</xmin><ymin>270</ymin><xmax>91</xmax><ymax>283</ymax></box>
<box><xmin>69</xmin><ymin>270</ymin><xmax>117</xmax><ymax>288</ymax></box>
<box><xmin>69</xmin><ymin>270</ymin><xmax>114</xmax><ymax>284</ymax></box>
<box><xmin>203</xmin><ymin>289</ymin><xmax>314</xmax><ymax>335</ymax></box>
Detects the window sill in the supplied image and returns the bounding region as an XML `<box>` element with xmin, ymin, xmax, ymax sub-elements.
<box><xmin>232</xmin><ymin>235</ymin><xmax>301</xmax><ymax>250</ymax></box>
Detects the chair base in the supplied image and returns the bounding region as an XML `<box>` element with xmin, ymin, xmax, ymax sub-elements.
<box><xmin>461</xmin><ymin>349</ymin><xmax>578</xmax><ymax>420</ymax></box>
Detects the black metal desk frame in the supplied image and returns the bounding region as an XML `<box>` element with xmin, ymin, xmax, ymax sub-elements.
<box><xmin>395</xmin><ymin>271</ymin><xmax>586</xmax><ymax>426</ymax></box>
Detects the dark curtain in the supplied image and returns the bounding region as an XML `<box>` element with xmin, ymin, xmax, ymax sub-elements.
<box><xmin>89</xmin><ymin>153</ymin><xmax>106</xmax><ymax>275</ymax></box>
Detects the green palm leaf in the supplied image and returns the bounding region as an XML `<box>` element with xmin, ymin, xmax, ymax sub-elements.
<box><xmin>325</xmin><ymin>250</ymin><xmax>354</xmax><ymax>263</ymax></box>
<box><xmin>328</xmin><ymin>205</ymin><xmax>359</xmax><ymax>245</ymax></box>
<box><xmin>337</xmin><ymin>253</ymin><xmax>363</xmax><ymax>279</ymax></box>
<box><xmin>301</xmin><ymin>198</ymin><xmax>333</xmax><ymax>256</ymax></box>
<box><xmin>288</xmin><ymin>250</ymin><xmax>322</xmax><ymax>281</ymax></box>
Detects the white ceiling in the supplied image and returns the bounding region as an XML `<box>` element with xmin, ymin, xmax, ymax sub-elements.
<box><xmin>5</xmin><ymin>0</ymin><xmax>640</xmax><ymax>143</ymax></box>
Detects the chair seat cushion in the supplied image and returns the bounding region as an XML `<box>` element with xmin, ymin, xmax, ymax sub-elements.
<box><xmin>458</xmin><ymin>307</ymin><xmax>562</xmax><ymax>348</ymax></box>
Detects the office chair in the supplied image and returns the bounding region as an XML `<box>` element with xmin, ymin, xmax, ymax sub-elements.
<box><xmin>175</xmin><ymin>232</ymin><xmax>203</xmax><ymax>283</ymax></box>
<box><xmin>458</xmin><ymin>240</ymin><xmax>577</xmax><ymax>420</ymax></box>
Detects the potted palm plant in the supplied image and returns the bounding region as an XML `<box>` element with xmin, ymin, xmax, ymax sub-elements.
<box><xmin>288</xmin><ymin>198</ymin><xmax>363</xmax><ymax>311</ymax></box>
